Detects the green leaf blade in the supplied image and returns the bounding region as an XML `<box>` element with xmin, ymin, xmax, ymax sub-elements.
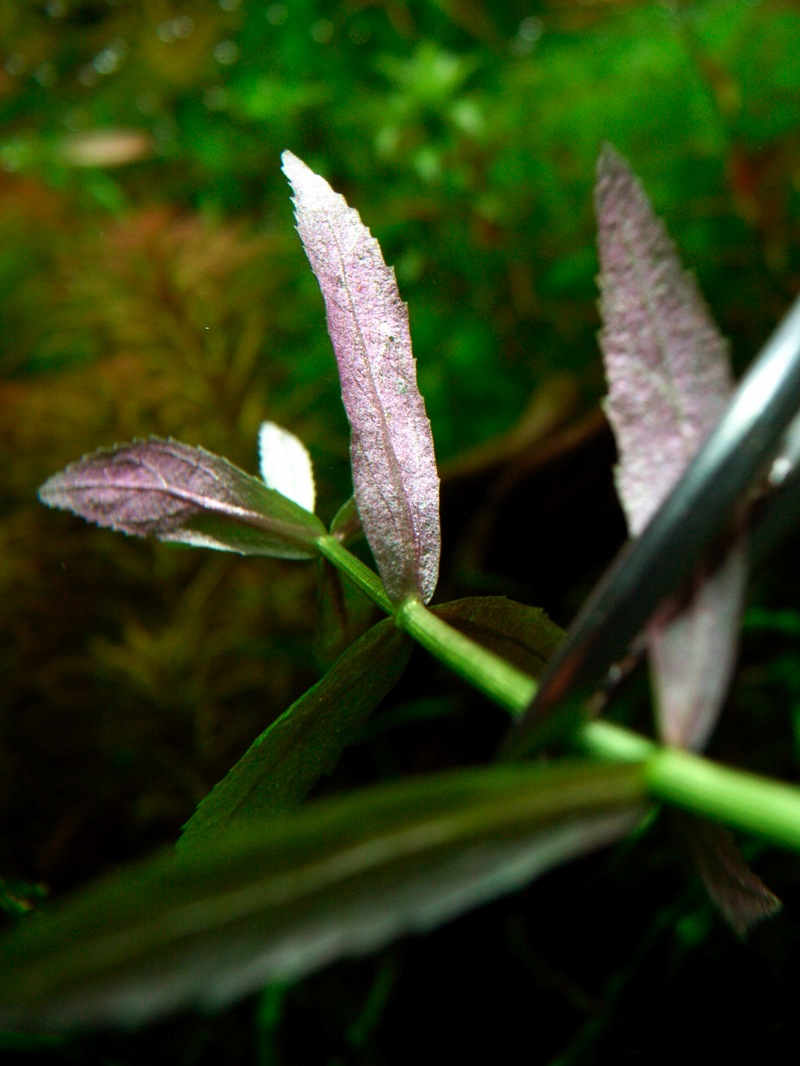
<box><xmin>0</xmin><ymin>762</ymin><xmax>646</xmax><ymax>1031</ymax></box>
<box><xmin>179</xmin><ymin>619</ymin><xmax>413</xmax><ymax>851</ymax></box>
<box><xmin>434</xmin><ymin>596</ymin><xmax>563</xmax><ymax>679</ymax></box>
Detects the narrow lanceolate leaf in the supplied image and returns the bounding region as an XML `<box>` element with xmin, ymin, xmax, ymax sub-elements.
<box><xmin>282</xmin><ymin>151</ymin><xmax>440</xmax><ymax>604</ymax></box>
<box><xmin>38</xmin><ymin>438</ymin><xmax>325</xmax><ymax>559</ymax></box>
<box><xmin>595</xmin><ymin>145</ymin><xmax>746</xmax><ymax>753</ymax></box>
<box><xmin>595</xmin><ymin>147</ymin><xmax>775</xmax><ymax>935</ymax></box>
<box><xmin>0</xmin><ymin>762</ymin><xmax>645</xmax><ymax>1030</ymax></box>
<box><xmin>596</xmin><ymin>145</ymin><xmax>734</xmax><ymax>540</ymax></box>
<box><xmin>258</xmin><ymin>420</ymin><xmax>316</xmax><ymax>514</ymax></box>
<box><xmin>179</xmin><ymin>619</ymin><xmax>413</xmax><ymax>851</ymax></box>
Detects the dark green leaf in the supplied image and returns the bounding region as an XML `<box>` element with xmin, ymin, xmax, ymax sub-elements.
<box><xmin>434</xmin><ymin>596</ymin><xmax>563</xmax><ymax>678</ymax></box>
<box><xmin>329</xmin><ymin>495</ymin><xmax>362</xmax><ymax>545</ymax></box>
<box><xmin>0</xmin><ymin>762</ymin><xmax>646</xmax><ymax>1031</ymax></box>
<box><xmin>179</xmin><ymin>619</ymin><xmax>412</xmax><ymax>851</ymax></box>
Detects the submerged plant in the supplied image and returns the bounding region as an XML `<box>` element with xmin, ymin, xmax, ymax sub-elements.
<box><xmin>3</xmin><ymin>147</ymin><xmax>800</xmax><ymax>1029</ymax></box>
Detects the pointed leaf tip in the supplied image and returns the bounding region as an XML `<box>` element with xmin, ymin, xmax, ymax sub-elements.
<box><xmin>282</xmin><ymin>151</ymin><xmax>440</xmax><ymax>604</ymax></box>
<box><xmin>595</xmin><ymin>145</ymin><xmax>734</xmax><ymax>537</ymax></box>
<box><xmin>595</xmin><ymin>145</ymin><xmax>746</xmax><ymax>754</ymax></box>
<box><xmin>39</xmin><ymin>437</ymin><xmax>324</xmax><ymax>559</ymax></box>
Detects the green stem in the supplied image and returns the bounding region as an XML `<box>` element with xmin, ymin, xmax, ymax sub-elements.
<box><xmin>317</xmin><ymin>535</ymin><xmax>537</xmax><ymax>711</ymax></box>
<box><xmin>396</xmin><ymin>598</ymin><xmax>537</xmax><ymax>713</ymax></box>
<box><xmin>580</xmin><ymin>719</ymin><xmax>800</xmax><ymax>850</ymax></box>
<box><xmin>316</xmin><ymin>535</ymin><xmax>800</xmax><ymax>852</ymax></box>
<box><xmin>316</xmin><ymin>534</ymin><xmax>394</xmax><ymax>614</ymax></box>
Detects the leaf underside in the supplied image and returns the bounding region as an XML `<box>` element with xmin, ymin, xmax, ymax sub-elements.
<box><xmin>282</xmin><ymin>151</ymin><xmax>440</xmax><ymax>604</ymax></box>
<box><xmin>258</xmin><ymin>420</ymin><xmax>317</xmax><ymax>514</ymax></box>
<box><xmin>670</xmin><ymin>812</ymin><xmax>781</xmax><ymax>937</ymax></box>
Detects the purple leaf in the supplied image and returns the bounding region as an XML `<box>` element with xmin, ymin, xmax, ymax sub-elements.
<box><xmin>595</xmin><ymin>144</ymin><xmax>746</xmax><ymax>752</ymax></box>
<box><xmin>647</xmin><ymin>546</ymin><xmax>747</xmax><ymax>751</ymax></box>
<box><xmin>282</xmin><ymin>151</ymin><xmax>440</xmax><ymax>604</ymax></box>
<box><xmin>596</xmin><ymin>145</ymin><xmax>734</xmax><ymax>540</ymax></box>
<box><xmin>595</xmin><ymin>147</ymin><xmax>774</xmax><ymax>934</ymax></box>
<box><xmin>39</xmin><ymin>437</ymin><xmax>324</xmax><ymax>559</ymax></box>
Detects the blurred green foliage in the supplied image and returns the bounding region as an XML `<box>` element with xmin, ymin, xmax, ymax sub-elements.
<box><xmin>1</xmin><ymin>0</ymin><xmax>800</xmax><ymax>1062</ymax></box>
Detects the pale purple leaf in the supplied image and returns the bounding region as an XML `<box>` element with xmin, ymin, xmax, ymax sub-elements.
<box><xmin>39</xmin><ymin>437</ymin><xmax>324</xmax><ymax>559</ymax></box>
<box><xmin>596</xmin><ymin>144</ymin><xmax>734</xmax><ymax>539</ymax></box>
<box><xmin>595</xmin><ymin>144</ymin><xmax>746</xmax><ymax>752</ymax></box>
<box><xmin>282</xmin><ymin>151</ymin><xmax>440</xmax><ymax>604</ymax></box>
<box><xmin>647</xmin><ymin>546</ymin><xmax>747</xmax><ymax>751</ymax></box>
<box><xmin>595</xmin><ymin>147</ymin><xmax>771</xmax><ymax>932</ymax></box>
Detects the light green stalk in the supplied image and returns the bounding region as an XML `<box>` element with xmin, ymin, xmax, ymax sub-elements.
<box><xmin>317</xmin><ymin>533</ymin><xmax>800</xmax><ymax>852</ymax></box>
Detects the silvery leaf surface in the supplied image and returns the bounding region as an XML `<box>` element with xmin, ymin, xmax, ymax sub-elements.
<box><xmin>595</xmin><ymin>147</ymin><xmax>775</xmax><ymax>934</ymax></box>
<box><xmin>596</xmin><ymin>144</ymin><xmax>734</xmax><ymax>540</ymax></box>
<box><xmin>282</xmin><ymin>151</ymin><xmax>440</xmax><ymax>604</ymax></box>
<box><xmin>595</xmin><ymin>145</ymin><xmax>746</xmax><ymax>752</ymax></box>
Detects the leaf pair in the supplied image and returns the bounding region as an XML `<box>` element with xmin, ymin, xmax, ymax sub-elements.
<box><xmin>39</xmin><ymin>154</ymin><xmax>441</xmax><ymax>611</ymax></box>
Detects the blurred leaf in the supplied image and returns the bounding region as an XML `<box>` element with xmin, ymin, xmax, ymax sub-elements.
<box><xmin>38</xmin><ymin>437</ymin><xmax>324</xmax><ymax>560</ymax></box>
<box><xmin>0</xmin><ymin>761</ymin><xmax>645</xmax><ymax>1031</ymax></box>
<box><xmin>595</xmin><ymin>146</ymin><xmax>772</xmax><ymax>935</ymax></box>
<box><xmin>596</xmin><ymin>144</ymin><xmax>745</xmax><ymax>753</ymax></box>
<box><xmin>179</xmin><ymin>619</ymin><xmax>412</xmax><ymax>851</ymax></box>
<box><xmin>282</xmin><ymin>151</ymin><xmax>440</xmax><ymax>604</ymax></box>
<box><xmin>671</xmin><ymin>812</ymin><xmax>781</xmax><ymax>938</ymax></box>
<box><xmin>329</xmin><ymin>495</ymin><xmax>362</xmax><ymax>545</ymax></box>
<box><xmin>596</xmin><ymin>144</ymin><xmax>733</xmax><ymax>540</ymax></box>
